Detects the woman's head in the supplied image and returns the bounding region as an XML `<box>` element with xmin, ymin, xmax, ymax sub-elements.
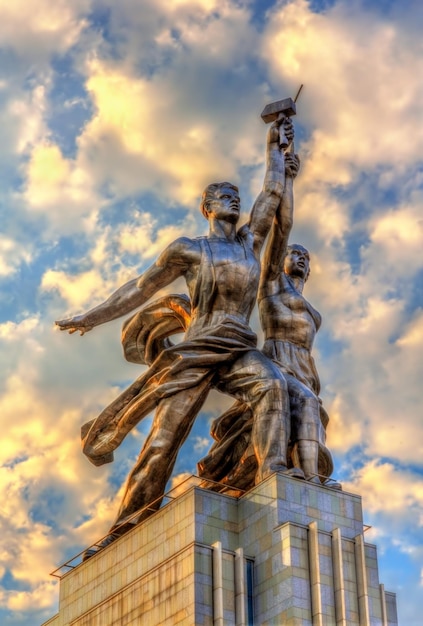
<box><xmin>284</xmin><ymin>244</ymin><xmax>310</xmax><ymax>281</ymax></box>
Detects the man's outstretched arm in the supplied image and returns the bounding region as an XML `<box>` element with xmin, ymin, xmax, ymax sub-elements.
<box><xmin>247</xmin><ymin>117</ymin><xmax>293</xmax><ymax>254</ymax></box>
<box><xmin>55</xmin><ymin>237</ymin><xmax>197</xmax><ymax>335</ymax></box>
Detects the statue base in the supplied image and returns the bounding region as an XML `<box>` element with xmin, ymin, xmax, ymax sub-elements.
<box><xmin>42</xmin><ymin>473</ymin><xmax>398</xmax><ymax>625</ymax></box>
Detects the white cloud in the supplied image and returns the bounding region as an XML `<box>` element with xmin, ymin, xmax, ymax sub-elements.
<box><xmin>0</xmin><ymin>236</ymin><xmax>32</xmax><ymax>276</ymax></box>
<box><xmin>345</xmin><ymin>460</ymin><xmax>423</xmax><ymax>518</ymax></box>
<box><xmin>8</xmin><ymin>84</ymin><xmax>49</xmax><ymax>155</ymax></box>
<box><xmin>0</xmin><ymin>0</ymin><xmax>90</xmax><ymax>60</ymax></box>
<box><xmin>364</xmin><ymin>203</ymin><xmax>423</xmax><ymax>281</ymax></box>
<box><xmin>318</xmin><ymin>288</ymin><xmax>423</xmax><ymax>462</ymax></box>
<box><xmin>264</xmin><ymin>0</ymin><xmax>423</xmax><ymax>176</ymax></box>
<box><xmin>117</xmin><ymin>210</ymin><xmax>200</xmax><ymax>259</ymax></box>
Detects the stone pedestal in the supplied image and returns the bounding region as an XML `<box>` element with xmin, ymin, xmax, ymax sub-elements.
<box><xmin>43</xmin><ymin>474</ymin><xmax>398</xmax><ymax>625</ymax></box>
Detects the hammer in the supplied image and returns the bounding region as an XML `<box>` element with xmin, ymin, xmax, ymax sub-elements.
<box><xmin>261</xmin><ymin>88</ymin><xmax>301</xmax><ymax>148</ymax></box>
<box><xmin>261</xmin><ymin>97</ymin><xmax>296</xmax><ymax>123</ymax></box>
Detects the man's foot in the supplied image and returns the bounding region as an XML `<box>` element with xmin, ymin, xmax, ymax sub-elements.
<box><xmin>81</xmin><ymin>420</ymin><xmax>115</xmax><ymax>466</ymax></box>
<box><xmin>82</xmin><ymin>531</ymin><xmax>121</xmax><ymax>561</ymax></box>
<box><xmin>281</xmin><ymin>467</ymin><xmax>305</xmax><ymax>479</ymax></box>
<box><xmin>322</xmin><ymin>478</ymin><xmax>342</xmax><ymax>490</ymax></box>
<box><xmin>258</xmin><ymin>464</ymin><xmax>305</xmax><ymax>483</ymax></box>
<box><xmin>305</xmin><ymin>475</ymin><xmax>322</xmax><ymax>485</ymax></box>
<box><xmin>305</xmin><ymin>475</ymin><xmax>342</xmax><ymax>490</ymax></box>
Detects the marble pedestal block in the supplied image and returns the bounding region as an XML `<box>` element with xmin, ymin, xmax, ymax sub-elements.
<box><xmin>43</xmin><ymin>473</ymin><xmax>398</xmax><ymax>625</ymax></box>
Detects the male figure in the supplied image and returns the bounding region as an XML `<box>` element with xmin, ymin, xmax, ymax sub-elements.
<box><xmin>56</xmin><ymin>117</ymin><xmax>294</xmax><ymax>551</ymax></box>
<box><xmin>198</xmin><ymin>151</ymin><xmax>335</xmax><ymax>488</ymax></box>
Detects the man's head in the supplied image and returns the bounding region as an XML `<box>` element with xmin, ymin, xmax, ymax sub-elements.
<box><xmin>201</xmin><ymin>182</ymin><xmax>240</xmax><ymax>223</ymax></box>
<box><xmin>284</xmin><ymin>244</ymin><xmax>310</xmax><ymax>281</ymax></box>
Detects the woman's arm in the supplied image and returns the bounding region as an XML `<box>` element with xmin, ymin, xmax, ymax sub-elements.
<box><xmin>260</xmin><ymin>151</ymin><xmax>300</xmax><ymax>287</ymax></box>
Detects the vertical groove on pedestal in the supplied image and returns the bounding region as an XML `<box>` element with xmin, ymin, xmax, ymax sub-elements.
<box><xmin>332</xmin><ymin>527</ymin><xmax>347</xmax><ymax>626</ymax></box>
<box><xmin>212</xmin><ymin>541</ymin><xmax>224</xmax><ymax>626</ymax></box>
<box><xmin>380</xmin><ymin>583</ymin><xmax>388</xmax><ymax>626</ymax></box>
<box><xmin>354</xmin><ymin>534</ymin><xmax>370</xmax><ymax>626</ymax></box>
<box><xmin>308</xmin><ymin>521</ymin><xmax>323</xmax><ymax>626</ymax></box>
<box><xmin>234</xmin><ymin>547</ymin><xmax>246</xmax><ymax>626</ymax></box>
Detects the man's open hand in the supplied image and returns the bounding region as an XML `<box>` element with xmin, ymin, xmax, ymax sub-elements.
<box><xmin>55</xmin><ymin>315</ymin><xmax>94</xmax><ymax>336</ymax></box>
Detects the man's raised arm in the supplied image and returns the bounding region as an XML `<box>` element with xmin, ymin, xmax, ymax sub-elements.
<box><xmin>55</xmin><ymin>237</ymin><xmax>196</xmax><ymax>335</ymax></box>
<box><xmin>247</xmin><ymin>117</ymin><xmax>293</xmax><ymax>254</ymax></box>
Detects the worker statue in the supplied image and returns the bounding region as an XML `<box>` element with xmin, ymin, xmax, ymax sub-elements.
<box><xmin>56</xmin><ymin>105</ymin><xmax>298</xmax><ymax>557</ymax></box>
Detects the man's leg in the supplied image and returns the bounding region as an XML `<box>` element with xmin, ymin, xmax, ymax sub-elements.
<box><xmin>82</xmin><ymin>373</ymin><xmax>213</xmax><ymax>559</ymax></box>
<box><xmin>110</xmin><ymin>377</ymin><xmax>212</xmax><ymax>533</ymax></box>
<box><xmin>216</xmin><ymin>350</ymin><xmax>291</xmax><ymax>484</ymax></box>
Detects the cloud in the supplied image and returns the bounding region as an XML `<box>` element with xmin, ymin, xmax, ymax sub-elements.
<box><xmin>317</xmin><ymin>283</ymin><xmax>423</xmax><ymax>462</ymax></box>
<box><xmin>0</xmin><ymin>315</ymin><xmax>128</xmax><ymax>618</ymax></box>
<box><xmin>39</xmin><ymin>205</ymin><xmax>201</xmax><ymax>315</ymax></box>
<box><xmin>0</xmin><ymin>0</ymin><xmax>90</xmax><ymax>61</ymax></box>
<box><xmin>193</xmin><ymin>436</ymin><xmax>211</xmax><ymax>452</ymax></box>
<box><xmin>345</xmin><ymin>459</ymin><xmax>423</xmax><ymax>519</ymax></box>
<box><xmin>364</xmin><ymin>202</ymin><xmax>423</xmax><ymax>281</ymax></box>
<box><xmin>34</xmin><ymin>1</ymin><xmax>271</xmax><ymax>217</ymax></box>
<box><xmin>6</xmin><ymin>84</ymin><xmax>48</xmax><ymax>156</ymax></box>
<box><xmin>20</xmin><ymin>137</ymin><xmax>105</xmax><ymax>236</ymax></box>
<box><xmin>25</xmin><ymin>143</ymin><xmax>87</xmax><ymax>206</ymax></box>
<box><xmin>78</xmin><ymin>58</ymin><xmax>238</xmax><ymax>205</ymax></box>
<box><xmin>42</xmin><ymin>268</ymin><xmax>105</xmax><ymax>309</ymax></box>
<box><xmin>0</xmin><ymin>581</ymin><xmax>58</xmax><ymax>613</ymax></box>
<box><xmin>264</xmin><ymin>0</ymin><xmax>423</xmax><ymax>177</ymax></box>
<box><xmin>117</xmin><ymin>210</ymin><xmax>200</xmax><ymax>259</ymax></box>
<box><xmin>0</xmin><ymin>236</ymin><xmax>32</xmax><ymax>277</ymax></box>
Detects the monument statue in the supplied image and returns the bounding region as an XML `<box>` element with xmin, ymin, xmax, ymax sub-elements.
<box><xmin>56</xmin><ymin>101</ymin><xmax>299</xmax><ymax>557</ymax></box>
<box><xmin>198</xmin><ymin>146</ymin><xmax>338</xmax><ymax>491</ymax></box>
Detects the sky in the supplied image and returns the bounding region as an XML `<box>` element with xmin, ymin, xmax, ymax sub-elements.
<box><xmin>0</xmin><ymin>0</ymin><xmax>422</xmax><ymax>623</ymax></box>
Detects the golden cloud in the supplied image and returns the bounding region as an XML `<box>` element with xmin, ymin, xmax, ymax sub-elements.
<box><xmin>41</xmin><ymin>269</ymin><xmax>105</xmax><ymax>309</ymax></box>
<box><xmin>80</xmin><ymin>59</ymin><xmax>236</xmax><ymax>204</ymax></box>
<box><xmin>344</xmin><ymin>460</ymin><xmax>423</xmax><ymax>516</ymax></box>
<box><xmin>263</xmin><ymin>0</ymin><xmax>423</xmax><ymax>179</ymax></box>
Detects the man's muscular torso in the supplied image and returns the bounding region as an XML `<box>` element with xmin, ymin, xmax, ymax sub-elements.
<box><xmin>169</xmin><ymin>231</ymin><xmax>261</xmax><ymax>324</ymax></box>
